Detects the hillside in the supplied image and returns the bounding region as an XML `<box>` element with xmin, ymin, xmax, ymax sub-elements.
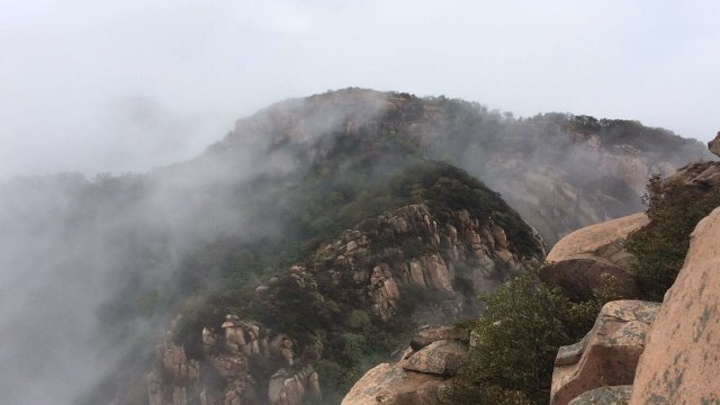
<box><xmin>210</xmin><ymin>88</ymin><xmax>710</xmax><ymax>245</ymax></box>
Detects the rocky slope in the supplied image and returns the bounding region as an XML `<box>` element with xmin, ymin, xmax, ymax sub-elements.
<box><xmin>146</xmin><ymin>172</ymin><xmax>544</xmax><ymax>404</ymax></box>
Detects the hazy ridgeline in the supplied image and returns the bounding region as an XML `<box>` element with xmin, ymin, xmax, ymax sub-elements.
<box><xmin>0</xmin><ymin>89</ymin><xmax>709</xmax><ymax>404</ymax></box>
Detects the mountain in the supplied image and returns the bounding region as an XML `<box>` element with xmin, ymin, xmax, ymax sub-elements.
<box><xmin>210</xmin><ymin>88</ymin><xmax>710</xmax><ymax>245</ymax></box>
<box><xmin>0</xmin><ymin>88</ymin><xmax>709</xmax><ymax>405</ymax></box>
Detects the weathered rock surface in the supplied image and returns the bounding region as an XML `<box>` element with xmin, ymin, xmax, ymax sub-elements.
<box><xmin>708</xmin><ymin>131</ymin><xmax>720</xmax><ymax>157</ymax></box>
<box><xmin>550</xmin><ymin>300</ymin><xmax>660</xmax><ymax>405</ymax></box>
<box><xmin>568</xmin><ymin>386</ymin><xmax>632</xmax><ymax>405</ymax></box>
<box><xmin>629</xmin><ymin>207</ymin><xmax>720</xmax><ymax>404</ymax></box>
<box><xmin>342</xmin><ymin>324</ymin><xmax>466</xmax><ymax>405</ymax></box>
<box><xmin>541</xmin><ymin>213</ymin><xmax>648</xmax><ymax>300</ymax></box>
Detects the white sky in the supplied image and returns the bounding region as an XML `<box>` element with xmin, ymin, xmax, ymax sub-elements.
<box><xmin>1</xmin><ymin>0</ymin><xmax>718</xmax><ymax>177</ymax></box>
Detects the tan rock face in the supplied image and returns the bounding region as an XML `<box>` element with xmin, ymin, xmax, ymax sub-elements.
<box><xmin>541</xmin><ymin>213</ymin><xmax>648</xmax><ymax>300</ymax></box>
<box><xmin>567</xmin><ymin>386</ymin><xmax>632</xmax><ymax>405</ymax></box>
<box><xmin>629</xmin><ymin>207</ymin><xmax>720</xmax><ymax>404</ymax></box>
<box><xmin>708</xmin><ymin>131</ymin><xmax>720</xmax><ymax>157</ymax></box>
<box><xmin>550</xmin><ymin>300</ymin><xmax>660</xmax><ymax>405</ymax></box>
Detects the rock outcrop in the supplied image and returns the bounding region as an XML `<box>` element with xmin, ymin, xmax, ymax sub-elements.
<box><xmin>341</xmin><ymin>325</ymin><xmax>465</xmax><ymax>405</ymax></box>
<box><xmin>667</xmin><ymin>159</ymin><xmax>720</xmax><ymax>192</ymax></box>
<box><xmin>147</xmin><ymin>316</ymin><xmax>320</xmax><ymax>405</ymax></box>
<box><xmin>541</xmin><ymin>213</ymin><xmax>648</xmax><ymax>300</ymax></box>
<box><xmin>148</xmin><ymin>200</ymin><xmax>542</xmax><ymax>405</ymax></box>
<box><xmin>708</xmin><ymin>131</ymin><xmax>720</xmax><ymax>157</ymax></box>
<box><xmin>258</xmin><ymin>203</ymin><xmax>542</xmax><ymax>326</ymax></box>
<box><xmin>629</xmin><ymin>207</ymin><xmax>720</xmax><ymax>404</ymax></box>
<box><xmin>550</xmin><ymin>300</ymin><xmax>660</xmax><ymax>405</ymax></box>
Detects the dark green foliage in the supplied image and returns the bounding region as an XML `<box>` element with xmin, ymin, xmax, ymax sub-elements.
<box><xmin>626</xmin><ymin>173</ymin><xmax>720</xmax><ymax>301</ymax></box>
<box><xmin>443</xmin><ymin>269</ymin><xmax>597</xmax><ymax>405</ymax></box>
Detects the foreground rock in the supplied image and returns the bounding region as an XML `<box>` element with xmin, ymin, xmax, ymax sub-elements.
<box><xmin>541</xmin><ymin>213</ymin><xmax>648</xmax><ymax>300</ymax></box>
<box><xmin>550</xmin><ymin>300</ymin><xmax>659</xmax><ymax>405</ymax></box>
<box><xmin>342</xmin><ymin>325</ymin><xmax>466</xmax><ymax>405</ymax></box>
<box><xmin>629</xmin><ymin>207</ymin><xmax>720</xmax><ymax>404</ymax></box>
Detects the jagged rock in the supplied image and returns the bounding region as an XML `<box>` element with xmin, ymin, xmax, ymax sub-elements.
<box><xmin>269</xmin><ymin>334</ymin><xmax>295</xmax><ymax>366</ymax></box>
<box><xmin>147</xmin><ymin>338</ymin><xmax>200</xmax><ymax>405</ymax></box>
<box><xmin>341</xmin><ymin>363</ymin><xmax>451</xmax><ymax>405</ymax></box>
<box><xmin>708</xmin><ymin>131</ymin><xmax>720</xmax><ymax>157</ymax></box>
<box><xmin>268</xmin><ymin>366</ymin><xmax>321</xmax><ymax>405</ymax></box>
<box><xmin>400</xmin><ymin>339</ymin><xmax>466</xmax><ymax>376</ymax></box>
<box><xmin>568</xmin><ymin>386</ymin><xmax>632</xmax><ymax>405</ymax></box>
<box><xmin>222</xmin><ymin>316</ymin><xmax>267</xmax><ymax>357</ymax></box>
<box><xmin>541</xmin><ymin>213</ymin><xmax>648</xmax><ymax>300</ymax></box>
<box><xmin>629</xmin><ymin>207</ymin><xmax>720</xmax><ymax>404</ymax></box>
<box><xmin>550</xmin><ymin>300</ymin><xmax>660</xmax><ymax>405</ymax></box>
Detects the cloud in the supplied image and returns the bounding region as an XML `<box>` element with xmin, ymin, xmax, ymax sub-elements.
<box><xmin>1</xmin><ymin>1</ymin><xmax>718</xmax><ymax>178</ymax></box>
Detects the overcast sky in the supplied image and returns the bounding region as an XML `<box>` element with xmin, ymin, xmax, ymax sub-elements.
<box><xmin>1</xmin><ymin>0</ymin><xmax>718</xmax><ymax>178</ymax></box>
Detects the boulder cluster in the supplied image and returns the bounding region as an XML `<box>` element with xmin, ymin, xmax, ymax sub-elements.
<box><xmin>341</xmin><ymin>326</ymin><xmax>466</xmax><ymax>405</ymax></box>
<box><xmin>548</xmin><ymin>206</ymin><xmax>720</xmax><ymax>404</ymax></box>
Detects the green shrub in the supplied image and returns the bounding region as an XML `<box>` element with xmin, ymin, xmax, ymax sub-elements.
<box><xmin>443</xmin><ymin>269</ymin><xmax>595</xmax><ymax>404</ymax></box>
<box><xmin>626</xmin><ymin>173</ymin><xmax>720</xmax><ymax>300</ymax></box>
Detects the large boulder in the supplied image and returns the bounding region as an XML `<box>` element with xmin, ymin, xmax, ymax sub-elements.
<box><xmin>541</xmin><ymin>213</ymin><xmax>648</xmax><ymax>300</ymax></box>
<box><xmin>342</xmin><ymin>324</ymin><xmax>466</xmax><ymax>405</ymax></box>
<box><xmin>550</xmin><ymin>300</ymin><xmax>659</xmax><ymax>405</ymax></box>
<box><xmin>629</xmin><ymin>207</ymin><xmax>720</xmax><ymax>404</ymax></box>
